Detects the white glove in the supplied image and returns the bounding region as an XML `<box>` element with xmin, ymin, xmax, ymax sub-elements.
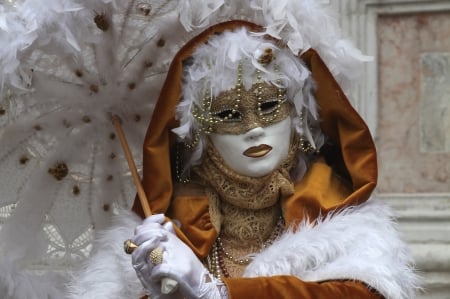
<box><xmin>132</xmin><ymin>214</ymin><xmax>173</xmax><ymax>299</ymax></box>
<box><xmin>131</xmin><ymin>215</ymin><xmax>225</xmax><ymax>299</ymax></box>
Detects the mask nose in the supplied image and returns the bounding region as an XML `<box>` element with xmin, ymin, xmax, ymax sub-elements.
<box><xmin>245</xmin><ymin>126</ymin><xmax>265</xmax><ymax>141</ymax></box>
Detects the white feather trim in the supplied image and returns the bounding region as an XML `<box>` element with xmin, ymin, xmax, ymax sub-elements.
<box><xmin>178</xmin><ymin>0</ymin><xmax>372</xmax><ymax>92</ymax></box>
<box><xmin>245</xmin><ymin>198</ymin><xmax>420</xmax><ymax>299</ymax></box>
<box><xmin>66</xmin><ymin>209</ymin><xmax>144</xmax><ymax>299</ymax></box>
<box><xmin>66</xmin><ymin>199</ymin><xmax>419</xmax><ymax>299</ymax></box>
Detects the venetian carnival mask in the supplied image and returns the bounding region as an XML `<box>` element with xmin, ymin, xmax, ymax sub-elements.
<box><xmin>209</xmin><ymin>83</ymin><xmax>293</xmax><ymax>177</ymax></box>
<box><xmin>173</xmin><ymin>28</ymin><xmax>321</xmax><ymax>180</ymax></box>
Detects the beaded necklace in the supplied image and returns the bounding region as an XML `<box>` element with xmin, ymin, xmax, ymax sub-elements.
<box><xmin>208</xmin><ymin>217</ymin><xmax>285</xmax><ymax>280</ymax></box>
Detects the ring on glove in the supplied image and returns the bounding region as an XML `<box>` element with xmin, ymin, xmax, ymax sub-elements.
<box><xmin>123</xmin><ymin>240</ymin><xmax>164</xmax><ymax>265</ymax></box>
<box><xmin>149</xmin><ymin>247</ymin><xmax>164</xmax><ymax>265</ymax></box>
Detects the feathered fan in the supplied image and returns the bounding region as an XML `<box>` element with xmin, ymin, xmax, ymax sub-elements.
<box><xmin>0</xmin><ymin>0</ymin><xmax>186</xmax><ymax>297</ymax></box>
<box><xmin>0</xmin><ymin>0</ymin><xmax>367</xmax><ymax>298</ymax></box>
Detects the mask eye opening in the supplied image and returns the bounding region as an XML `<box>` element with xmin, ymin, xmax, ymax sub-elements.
<box><xmin>259</xmin><ymin>100</ymin><xmax>279</xmax><ymax>114</ymax></box>
<box><xmin>213</xmin><ymin>108</ymin><xmax>242</xmax><ymax>122</ymax></box>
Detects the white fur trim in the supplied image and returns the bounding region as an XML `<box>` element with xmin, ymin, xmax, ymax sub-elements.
<box><xmin>66</xmin><ymin>200</ymin><xmax>420</xmax><ymax>299</ymax></box>
<box><xmin>65</xmin><ymin>210</ymin><xmax>145</xmax><ymax>299</ymax></box>
<box><xmin>245</xmin><ymin>198</ymin><xmax>420</xmax><ymax>299</ymax></box>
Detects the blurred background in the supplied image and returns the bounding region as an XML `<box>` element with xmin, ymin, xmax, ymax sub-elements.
<box><xmin>328</xmin><ymin>0</ymin><xmax>450</xmax><ymax>298</ymax></box>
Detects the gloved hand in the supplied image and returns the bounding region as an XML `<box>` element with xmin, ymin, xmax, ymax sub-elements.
<box><xmin>132</xmin><ymin>214</ymin><xmax>173</xmax><ymax>299</ymax></box>
<box><xmin>131</xmin><ymin>214</ymin><xmax>225</xmax><ymax>299</ymax></box>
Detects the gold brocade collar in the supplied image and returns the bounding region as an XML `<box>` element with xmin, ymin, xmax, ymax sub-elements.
<box><xmin>192</xmin><ymin>136</ymin><xmax>298</xmax><ymax>242</ymax></box>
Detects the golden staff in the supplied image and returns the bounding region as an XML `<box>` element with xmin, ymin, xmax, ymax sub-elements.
<box><xmin>112</xmin><ymin>115</ymin><xmax>152</xmax><ymax>217</ymax></box>
<box><xmin>112</xmin><ymin>115</ymin><xmax>178</xmax><ymax>294</ymax></box>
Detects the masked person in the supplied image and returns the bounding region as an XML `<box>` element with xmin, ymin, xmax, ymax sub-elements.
<box><xmin>67</xmin><ymin>15</ymin><xmax>419</xmax><ymax>299</ymax></box>
<box><xmin>127</xmin><ymin>22</ymin><xmax>418</xmax><ymax>299</ymax></box>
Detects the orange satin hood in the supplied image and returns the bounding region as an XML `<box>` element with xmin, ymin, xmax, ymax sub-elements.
<box><xmin>132</xmin><ymin>20</ymin><xmax>377</xmax><ymax>254</ymax></box>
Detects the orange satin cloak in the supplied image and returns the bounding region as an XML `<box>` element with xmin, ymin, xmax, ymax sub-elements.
<box><xmin>133</xmin><ymin>20</ymin><xmax>380</xmax><ymax>299</ymax></box>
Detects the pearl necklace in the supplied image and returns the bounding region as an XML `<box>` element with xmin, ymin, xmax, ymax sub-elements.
<box><xmin>209</xmin><ymin>217</ymin><xmax>284</xmax><ymax>279</ymax></box>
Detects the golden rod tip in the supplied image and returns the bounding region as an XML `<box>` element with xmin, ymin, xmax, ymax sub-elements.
<box><xmin>124</xmin><ymin>239</ymin><xmax>138</xmax><ymax>254</ymax></box>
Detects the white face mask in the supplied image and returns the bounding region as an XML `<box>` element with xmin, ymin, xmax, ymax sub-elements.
<box><xmin>209</xmin><ymin>117</ymin><xmax>292</xmax><ymax>177</ymax></box>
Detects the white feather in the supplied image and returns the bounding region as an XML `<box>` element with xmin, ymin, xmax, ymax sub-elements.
<box><xmin>66</xmin><ymin>209</ymin><xmax>145</xmax><ymax>299</ymax></box>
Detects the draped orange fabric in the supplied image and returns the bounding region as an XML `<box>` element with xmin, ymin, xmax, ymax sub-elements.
<box><xmin>168</xmin><ymin>194</ymin><xmax>216</xmax><ymax>259</ymax></box>
<box><xmin>224</xmin><ymin>276</ymin><xmax>383</xmax><ymax>299</ymax></box>
<box><xmin>283</xmin><ymin>49</ymin><xmax>378</xmax><ymax>223</ymax></box>
<box><xmin>132</xmin><ymin>20</ymin><xmax>380</xmax><ymax>298</ymax></box>
<box><xmin>139</xmin><ymin>278</ymin><xmax>383</xmax><ymax>299</ymax></box>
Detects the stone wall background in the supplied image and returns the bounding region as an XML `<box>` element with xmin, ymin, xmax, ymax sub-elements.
<box><xmin>327</xmin><ymin>1</ymin><xmax>450</xmax><ymax>298</ymax></box>
<box><xmin>378</xmin><ymin>12</ymin><xmax>450</xmax><ymax>194</ymax></box>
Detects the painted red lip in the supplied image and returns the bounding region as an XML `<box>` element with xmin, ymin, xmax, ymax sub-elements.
<box><xmin>243</xmin><ymin>144</ymin><xmax>273</xmax><ymax>158</ymax></box>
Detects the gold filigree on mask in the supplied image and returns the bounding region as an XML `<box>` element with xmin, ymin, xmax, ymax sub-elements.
<box><xmin>207</xmin><ymin>83</ymin><xmax>290</xmax><ymax>135</ymax></box>
<box><xmin>191</xmin><ymin>58</ymin><xmax>292</xmax><ymax>135</ymax></box>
